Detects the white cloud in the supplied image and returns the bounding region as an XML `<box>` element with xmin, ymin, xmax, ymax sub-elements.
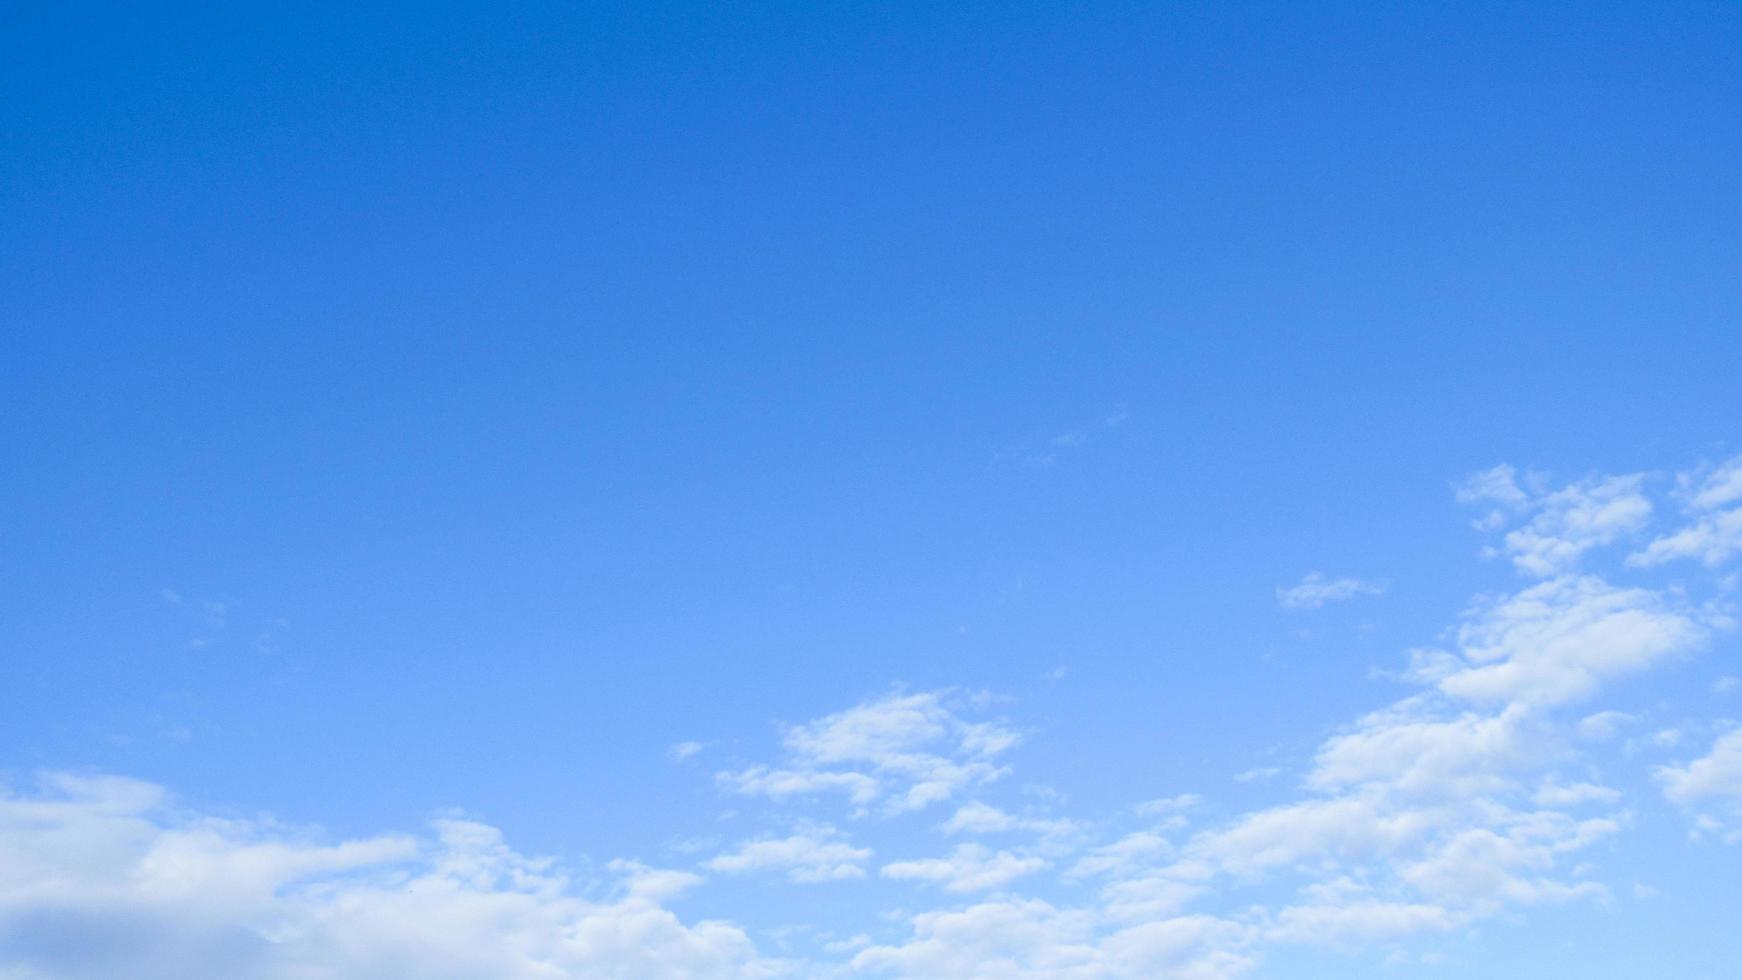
<box><xmin>704</xmin><ymin>826</ymin><xmax>870</xmax><ymax>883</ymax></box>
<box><xmin>0</xmin><ymin>774</ymin><xmax>777</xmax><ymax>980</ymax></box>
<box><xmin>1397</xmin><ymin>811</ymin><xmax>1617</xmax><ymax>910</ymax></box>
<box><xmin>1432</xmin><ymin>576</ymin><xmax>1707</xmax><ymax>707</ymax></box>
<box><xmin>1177</xmin><ymin>796</ymin><xmax>1433</xmax><ymax>881</ymax></box>
<box><xmin>881</xmin><ymin>844</ymin><xmax>1048</xmax><ymax>893</ymax></box>
<box><xmin>22</xmin><ymin>455</ymin><xmax>1742</xmax><ymax>978</ymax></box>
<box><xmin>1631</xmin><ymin>454</ymin><xmax>1742</xmax><ymax>568</ymax></box>
<box><xmin>1456</xmin><ymin>464</ymin><xmax>1532</xmax><ymax>511</ymax></box>
<box><xmin>1688</xmin><ymin>455</ymin><xmax>1742</xmax><ymax>510</ymax></box>
<box><xmin>1067</xmin><ymin>832</ymin><xmax>1177</xmax><ymax>883</ymax></box>
<box><xmin>1630</xmin><ymin>509</ymin><xmax>1742</xmax><ymax>568</ymax></box>
<box><xmin>1531</xmin><ymin>780</ymin><xmax>1621</xmax><ymax>809</ymax></box>
<box><xmin>718</xmin><ymin>691</ymin><xmax>1018</xmax><ymax>815</ymax></box>
<box><xmin>1575</xmin><ymin>710</ymin><xmax>1636</xmax><ymax>742</ymax></box>
<box><xmin>1268</xmin><ymin>900</ymin><xmax>1455</xmax><ymax>947</ymax></box>
<box><xmin>940</xmin><ymin>802</ymin><xmax>1077</xmax><ymax>841</ymax></box>
<box><xmin>717</xmin><ymin>767</ymin><xmax>882</xmax><ymax>806</ymax></box>
<box><xmin>1657</xmin><ymin>729</ymin><xmax>1742</xmax><ymax>839</ymax></box>
<box><xmin>851</xmin><ymin>899</ymin><xmax>1101</xmax><ymax>978</ymax></box>
<box><xmin>941</xmin><ymin>801</ymin><xmax>1020</xmax><ymax>834</ymax></box>
<box><xmin>1309</xmin><ymin>700</ymin><xmax>1554</xmax><ymax>797</ymax></box>
<box><xmin>1276</xmin><ymin>573</ymin><xmax>1385</xmax><ymax>611</ymax></box>
<box><xmin>1098</xmin><ymin>873</ymin><xmax>1203</xmax><ymax>923</ymax></box>
<box><xmin>1459</xmin><ymin>468</ymin><xmax>1652</xmax><ymax>576</ymax></box>
<box><xmin>1134</xmin><ymin>795</ymin><xmax>1201</xmax><ymax>820</ymax></box>
<box><xmin>851</xmin><ymin>899</ymin><xmax>1254</xmax><ymax>980</ymax></box>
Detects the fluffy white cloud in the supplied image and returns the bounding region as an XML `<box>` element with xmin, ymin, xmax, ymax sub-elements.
<box><xmin>718</xmin><ymin>691</ymin><xmax>1019</xmax><ymax>815</ymax></box>
<box><xmin>1631</xmin><ymin>509</ymin><xmax>1742</xmax><ymax>568</ymax></box>
<box><xmin>704</xmin><ymin>826</ymin><xmax>871</xmax><ymax>882</ymax></box>
<box><xmin>942</xmin><ymin>801</ymin><xmax>1022</xmax><ymax>834</ymax></box>
<box><xmin>941</xmin><ymin>802</ymin><xmax>1078</xmax><ymax>841</ymax></box>
<box><xmin>1657</xmin><ymin>729</ymin><xmax>1742</xmax><ymax>840</ymax></box>
<box><xmin>1276</xmin><ymin>573</ymin><xmax>1385</xmax><ymax>611</ymax></box>
<box><xmin>1067</xmin><ymin>832</ymin><xmax>1177</xmax><ymax>882</ymax></box>
<box><xmin>851</xmin><ymin>900</ymin><xmax>1254</xmax><ymax>980</ymax></box>
<box><xmin>0</xmin><ymin>774</ymin><xmax>777</xmax><ymax>980</ymax></box>
<box><xmin>13</xmin><ymin>457</ymin><xmax>1739</xmax><ymax>979</ymax></box>
<box><xmin>1133</xmin><ymin>795</ymin><xmax>1200</xmax><ymax>821</ymax></box>
<box><xmin>1432</xmin><ymin>576</ymin><xmax>1706</xmax><ymax>707</ymax></box>
<box><xmin>1687</xmin><ymin>455</ymin><xmax>1742</xmax><ymax>510</ymax></box>
<box><xmin>1309</xmin><ymin>700</ymin><xmax>1554</xmax><ymax>797</ymax></box>
<box><xmin>851</xmin><ymin>899</ymin><xmax>1103</xmax><ymax>978</ymax></box>
<box><xmin>1531</xmin><ymin>780</ymin><xmax>1621</xmax><ymax>808</ymax></box>
<box><xmin>1631</xmin><ymin>454</ymin><xmax>1742</xmax><ymax>568</ymax></box>
<box><xmin>881</xmin><ymin>844</ymin><xmax>1048</xmax><ymax>893</ymax></box>
<box><xmin>1175</xmin><ymin>796</ymin><xmax>1434</xmax><ymax>881</ymax></box>
<box><xmin>1397</xmin><ymin>811</ymin><xmax>1617</xmax><ymax>910</ymax></box>
<box><xmin>1267</xmin><ymin>900</ymin><xmax>1455</xmax><ymax>947</ymax></box>
<box><xmin>1575</xmin><ymin>710</ymin><xmax>1635</xmax><ymax>741</ymax></box>
<box><xmin>1459</xmin><ymin>468</ymin><xmax>1652</xmax><ymax>576</ymax></box>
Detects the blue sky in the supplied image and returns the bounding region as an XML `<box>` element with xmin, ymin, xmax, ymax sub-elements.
<box><xmin>3</xmin><ymin>3</ymin><xmax>1741</xmax><ymax>977</ymax></box>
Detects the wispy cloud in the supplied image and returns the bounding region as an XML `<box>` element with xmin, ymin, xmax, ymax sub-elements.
<box><xmin>880</xmin><ymin>843</ymin><xmax>1049</xmax><ymax>892</ymax></box>
<box><xmin>14</xmin><ymin>454</ymin><xmax>1742</xmax><ymax>979</ymax></box>
<box><xmin>995</xmin><ymin>411</ymin><xmax>1130</xmax><ymax>469</ymax></box>
<box><xmin>1658</xmin><ymin>729</ymin><xmax>1742</xmax><ymax>842</ymax></box>
<box><xmin>1458</xmin><ymin>466</ymin><xmax>1653</xmax><ymax>576</ymax></box>
<box><xmin>1631</xmin><ymin>453</ymin><xmax>1742</xmax><ymax>568</ymax></box>
<box><xmin>717</xmin><ymin>690</ymin><xmax>1019</xmax><ymax>815</ymax></box>
<box><xmin>705</xmin><ymin>825</ymin><xmax>872</xmax><ymax>882</ymax></box>
<box><xmin>1276</xmin><ymin>572</ymin><xmax>1385</xmax><ymax>611</ymax></box>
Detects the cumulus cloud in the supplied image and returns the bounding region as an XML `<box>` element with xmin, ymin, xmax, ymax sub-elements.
<box><xmin>1309</xmin><ymin>700</ymin><xmax>1555</xmax><ymax>797</ymax></box>
<box><xmin>881</xmin><ymin>843</ymin><xmax>1049</xmax><ymax>893</ymax></box>
<box><xmin>1067</xmin><ymin>831</ymin><xmax>1177</xmax><ymax>881</ymax></box>
<box><xmin>0</xmin><ymin>774</ymin><xmax>776</xmax><ymax>980</ymax></box>
<box><xmin>1657</xmin><ymin>729</ymin><xmax>1742</xmax><ymax>840</ymax></box>
<box><xmin>704</xmin><ymin>826</ymin><xmax>871</xmax><ymax>882</ymax></box>
<box><xmin>1276</xmin><ymin>573</ymin><xmax>1385</xmax><ymax>611</ymax></box>
<box><xmin>1268</xmin><ymin>900</ymin><xmax>1455</xmax><ymax>947</ymax></box>
<box><xmin>1531</xmin><ymin>780</ymin><xmax>1622</xmax><ymax>809</ymax></box>
<box><xmin>1631</xmin><ymin>454</ymin><xmax>1742</xmax><ymax>568</ymax></box>
<box><xmin>1459</xmin><ymin>467</ymin><xmax>1652</xmax><ymax>576</ymax></box>
<box><xmin>1431</xmin><ymin>576</ymin><xmax>1707</xmax><ymax>707</ymax></box>
<box><xmin>717</xmin><ymin>690</ymin><xmax>1019</xmax><ymax>815</ymax></box>
<box><xmin>13</xmin><ymin>455</ymin><xmax>1741</xmax><ymax>979</ymax></box>
<box><xmin>940</xmin><ymin>801</ymin><xmax>1078</xmax><ymax>841</ymax></box>
<box><xmin>1576</xmin><ymin>710</ymin><xmax>1636</xmax><ymax>742</ymax></box>
<box><xmin>851</xmin><ymin>899</ymin><xmax>1254</xmax><ymax>980</ymax></box>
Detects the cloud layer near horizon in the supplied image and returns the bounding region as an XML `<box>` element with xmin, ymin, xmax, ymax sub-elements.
<box><xmin>5</xmin><ymin>454</ymin><xmax>1741</xmax><ymax>979</ymax></box>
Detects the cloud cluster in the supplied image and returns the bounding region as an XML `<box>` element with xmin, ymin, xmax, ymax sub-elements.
<box><xmin>0</xmin><ymin>775</ymin><xmax>776</xmax><ymax>980</ymax></box>
<box><xmin>1631</xmin><ymin>454</ymin><xmax>1742</xmax><ymax>568</ymax></box>
<box><xmin>717</xmin><ymin>691</ymin><xmax>1020</xmax><ymax>815</ymax></box>
<box><xmin>1657</xmin><ymin>728</ymin><xmax>1742</xmax><ymax>841</ymax></box>
<box><xmin>9</xmin><ymin>455</ymin><xmax>1742</xmax><ymax>979</ymax></box>
<box><xmin>1426</xmin><ymin>575</ymin><xmax>1708</xmax><ymax>707</ymax></box>
<box><xmin>1276</xmin><ymin>573</ymin><xmax>1385</xmax><ymax>611</ymax></box>
<box><xmin>850</xmin><ymin>461</ymin><xmax>1735</xmax><ymax>977</ymax></box>
<box><xmin>881</xmin><ymin>843</ymin><xmax>1049</xmax><ymax>893</ymax></box>
<box><xmin>1458</xmin><ymin>466</ymin><xmax>1654</xmax><ymax>576</ymax></box>
<box><xmin>705</xmin><ymin>826</ymin><xmax>871</xmax><ymax>883</ymax></box>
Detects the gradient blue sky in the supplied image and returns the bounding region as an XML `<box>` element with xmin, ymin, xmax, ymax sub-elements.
<box><xmin>4</xmin><ymin>3</ymin><xmax>1741</xmax><ymax>978</ymax></box>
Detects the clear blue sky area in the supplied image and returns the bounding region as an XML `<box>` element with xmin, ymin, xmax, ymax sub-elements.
<box><xmin>3</xmin><ymin>4</ymin><xmax>1740</xmax><ymax>978</ymax></box>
